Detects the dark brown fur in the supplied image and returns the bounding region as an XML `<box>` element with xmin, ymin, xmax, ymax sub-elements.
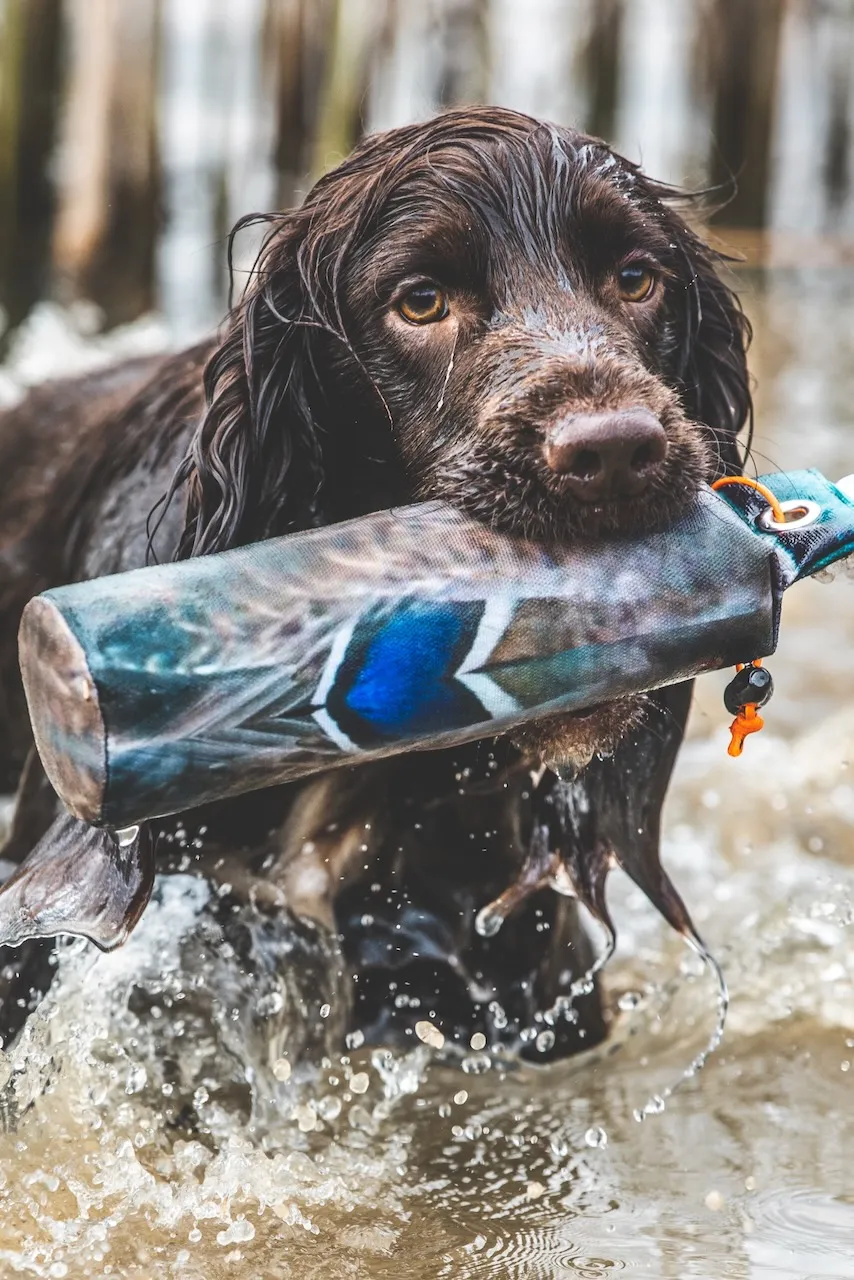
<box><xmin>0</xmin><ymin>108</ymin><xmax>751</xmax><ymax>1059</ymax></box>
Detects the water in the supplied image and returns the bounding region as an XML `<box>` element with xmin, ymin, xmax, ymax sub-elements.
<box><xmin>0</xmin><ymin>262</ymin><xmax>853</xmax><ymax>1276</ymax></box>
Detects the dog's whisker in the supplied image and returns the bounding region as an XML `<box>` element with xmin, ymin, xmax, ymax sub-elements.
<box><xmin>436</xmin><ymin>330</ymin><xmax>458</xmax><ymax>413</ymax></box>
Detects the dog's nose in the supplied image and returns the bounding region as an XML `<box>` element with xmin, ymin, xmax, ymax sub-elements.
<box><xmin>544</xmin><ymin>408</ymin><xmax>668</xmax><ymax>501</ymax></box>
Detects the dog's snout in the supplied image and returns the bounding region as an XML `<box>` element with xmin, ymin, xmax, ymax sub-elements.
<box><xmin>544</xmin><ymin>408</ymin><xmax>668</xmax><ymax>501</ymax></box>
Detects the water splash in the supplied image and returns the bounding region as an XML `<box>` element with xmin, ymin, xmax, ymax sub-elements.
<box><xmin>545</xmin><ymin>915</ymin><xmax>617</xmax><ymax>1034</ymax></box>
<box><xmin>632</xmin><ymin>934</ymin><xmax>729</xmax><ymax>1123</ymax></box>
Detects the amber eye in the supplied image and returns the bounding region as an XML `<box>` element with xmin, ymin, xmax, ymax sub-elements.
<box><xmin>397</xmin><ymin>284</ymin><xmax>449</xmax><ymax>324</ymax></box>
<box><xmin>617</xmin><ymin>263</ymin><xmax>656</xmax><ymax>303</ymax></box>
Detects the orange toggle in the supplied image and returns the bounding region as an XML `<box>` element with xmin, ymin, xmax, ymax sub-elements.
<box><xmin>727</xmin><ymin>702</ymin><xmax>764</xmax><ymax>757</ymax></box>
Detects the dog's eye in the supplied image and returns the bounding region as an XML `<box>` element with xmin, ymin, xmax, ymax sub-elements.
<box><xmin>397</xmin><ymin>285</ymin><xmax>449</xmax><ymax>324</ymax></box>
<box><xmin>617</xmin><ymin>263</ymin><xmax>656</xmax><ymax>303</ymax></box>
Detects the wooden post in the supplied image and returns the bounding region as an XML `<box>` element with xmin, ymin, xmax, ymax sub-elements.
<box><xmin>0</xmin><ymin>0</ymin><xmax>63</xmax><ymax>343</ymax></box>
<box><xmin>310</xmin><ymin>0</ymin><xmax>382</xmax><ymax>179</ymax></box>
<box><xmin>265</xmin><ymin>0</ymin><xmax>338</xmax><ymax>206</ymax></box>
<box><xmin>51</xmin><ymin>0</ymin><xmax>161</xmax><ymax>325</ymax></box>
<box><xmin>584</xmin><ymin>0</ymin><xmax>623</xmax><ymax>143</ymax></box>
<box><xmin>707</xmin><ymin>0</ymin><xmax>785</xmax><ymax>227</ymax></box>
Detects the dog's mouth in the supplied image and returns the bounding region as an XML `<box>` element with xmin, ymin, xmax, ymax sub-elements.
<box><xmin>510</xmin><ymin>696</ymin><xmax>647</xmax><ymax>773</ymax></box>
<box><xmin>426</xmin><ymin>399</ymin><xmax>712</xmax><ymax>543</ymax></box>
<box><xmin>429</xmin><ymin>449</ymin><xmax>706</xmax><ymax>545</ymax></box>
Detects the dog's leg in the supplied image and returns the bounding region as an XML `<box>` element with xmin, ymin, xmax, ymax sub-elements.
<box><xmin>552</xmin><ymin>683</ymin><xmax>696</xmax><ymax>940</ymax></box>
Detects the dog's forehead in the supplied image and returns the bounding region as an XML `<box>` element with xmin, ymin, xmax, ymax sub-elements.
<box><xmin>368</xmin><ymin>135</ymin><xmax>670</xmax><ymax>280</ymax></box>
<box><xmin>390</xmin><ymin>131</ymin><xmax>640</xmax><ymax>213</ymax></box>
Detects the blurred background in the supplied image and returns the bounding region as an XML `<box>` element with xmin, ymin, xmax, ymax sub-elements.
<box><xmin>0</xmin><ymin>0</ymin><xmax>852</xmax><ymax>348</ymax></box>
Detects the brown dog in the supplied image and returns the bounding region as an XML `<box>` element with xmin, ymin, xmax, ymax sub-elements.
<box><xmin>0</xmin><ymin>107</ymin><xmax>751</xmax><ymax>1059</ymax></box>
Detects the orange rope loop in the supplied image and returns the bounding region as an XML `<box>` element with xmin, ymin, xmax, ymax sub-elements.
<box><xmin>711</xmin><ymin>475</ymin><xmax>787</xmax><ymax>525</ymax></box>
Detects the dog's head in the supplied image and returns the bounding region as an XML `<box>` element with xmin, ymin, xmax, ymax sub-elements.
<box><xmin>177</xmin><ymin>106</ymin><xmax>751</xmax><ymax>560</ymax></box>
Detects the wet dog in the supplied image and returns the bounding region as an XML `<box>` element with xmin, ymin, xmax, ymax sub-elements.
<box><xmin>0</xmin><ymin>107</ymin><xmax>751</xmax><ymax>1059</ymax></box>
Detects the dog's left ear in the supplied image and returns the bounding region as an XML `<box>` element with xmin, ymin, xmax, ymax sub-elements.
<box><xmin>168</xmin><ymin>211</ymin><xmax>331</xmax><ymax>560</ymax></box>
<box><xmin>666</xmin><ymin>219</ymin><xmax>753</xmax><ymax>475</ymax></box>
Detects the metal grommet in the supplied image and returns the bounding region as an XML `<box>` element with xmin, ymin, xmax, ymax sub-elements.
<box><xmin>757</xmin><ymin>498</ymin><xmax>822</xmax><ymax>532</ymax></box>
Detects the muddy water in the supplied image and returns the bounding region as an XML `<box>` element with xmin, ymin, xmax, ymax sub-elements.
<box><xmin>1</xmin><ymin>261</ymin><xmax>854</xmax><ymax>1278</ymax></box>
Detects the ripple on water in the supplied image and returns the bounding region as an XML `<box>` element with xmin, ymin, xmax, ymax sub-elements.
<box><xmin>439</xmin><ymin>1226</ymin><xmax>627</xmax><ymax>1279</ymax></box>
<box><xmin>745</xmin><ymin>1187</ymin><xmax>854</xmax><ymax>1278</ymax></box>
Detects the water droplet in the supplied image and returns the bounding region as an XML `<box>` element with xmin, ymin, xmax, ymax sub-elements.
<box><xmin>348</xmin><ymin>1104</ymin><xmax>374</xmax><ymax>1131</ymax></box>
<box><xmin>584</xmin><ymin>1126</ymin><xmax>608</xmax><ymax>1148</ymax></box>
<box><xmin>618</xmin><ymin>990</ymin><xmax>642</xmax><ymax>1011</ymax></box>
<box><xmin>488</xmin><ymin>1000</ymin><xmax>508</xmax><ymax>1029</ymax></box>
<box><xmin>272</xmin><ymin>1057</ymin><xmax>292</xmax><ymax>1083</ymax></box>
<box><xmin>461</xmin><ymin>1053</ymin><xmax>491</xmax><ymax>1075</ymax></box>
<box><xmin>256</xmin><ymin>990</ymin><xmax>284</xmax><ymax>1017</ymax></box>
<box><xmin>469</xmin><ymin>1032</ymin><xmax>486</xmax><ymax>1051</ymax></box>
<box><xmin>294</xmin><ymin>1102</ymin><xmax>317</xmax><ymax>1132</ymax></box>
<box><xmin>345</xmin><ymin>1029</ymin><xmax>365</xmax><ymax>1050</ymax></box>
<box><xmin>414</xmin><ymin>1020</ymin><xmax>445</xmax><ymax>1049</ymax></box>
<box><xmin>216</xmin><ymin>1217</ymin><xmax>255</xmax><ymax>1246</ymax></box>
<box><xmin>474</xmin><ymin>904</ymin><xmax>504</xmax><ymax>937</ymax></box>
<box><xmin>453</xmin><ymin>1090</ymin><xmax>468</xmax><ymax>1105</ymax></box>
<box><xmin>526</xmin><ymin>1180</ymin><xmax>545</xmax><ymax>1199</ymax></box>
<box><xmin>125</xmin><ymin>1065</ymin><xmax>147</xmax><ymax>1095</ymax></box>
<box><xmin>536</xmin><ymin>1029</ymin><xmax>555</xmax><ymax>1053</ymax></box>
<box><xmin>317</xmin><ymin>1095</ymin><xmax>342</xmax><ymax>1121</ymax></box>
<box><xmin>319</xmin><ymin>1003</ymin><xmax>331</xmax><ymax>1019</ymax></box>
<box><xmin>349</xmin><ymin>1071</ymin><xmax>369</xmax><ymax>1094</ymax></box>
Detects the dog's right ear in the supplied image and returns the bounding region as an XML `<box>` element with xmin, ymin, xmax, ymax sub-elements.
<box><xmin>169</xmin><ymin>211</ymin><xmax>329</xmax><ymax>559</ymax></box>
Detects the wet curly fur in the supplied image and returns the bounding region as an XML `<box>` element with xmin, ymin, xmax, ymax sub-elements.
<box><xmin>0</xmin><ymin>107</ymin><xmax>751</xmax><ymax>1058</ymax></box>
